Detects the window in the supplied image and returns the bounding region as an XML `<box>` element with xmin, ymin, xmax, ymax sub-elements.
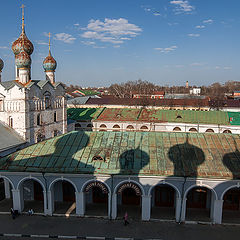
<box><xmin>36</xmin><ymin>133</ymin><xmax>45</xmax><ymax>143</ymax></box>
<box><xmin>140</xmin><ymin>125</ymin><xmax>148</xmax><ymax>131</ymax></box>
<box><xmin>173</xmin><ymin>127</ymin><xmax>181</xmax><ymax>132</ymax></box>
<box><xmin>0</xmin><ymin>99</ymin><xmax>3</xmax><ymax>111</ymax></box>
<box><xmin>126</xmin><ymin>125</ymin><xmax>134</xmax><ymax>131</ymax></box>
<box><xmin>189</xmin><ymin>128</ymin><xmax>198</xmax><ymax>132</ymax></box>
<box><xmin>53</xmin><ymin>130</ymin><xmax>58</xmax><ymax>137</ymax></box>
<box><xmin>112</xmin><ymin>124</ymin><xmax>120</xmax><ymax>132</ymax></box>
<box><xmin>37</xmin><ymin>114</ymin><xmax>41</xmax><ymax>126</ymax></box>
<box><xmin>205</xmin><ymin>129</ymin><xmax>214</xmax><ymax>133</ymax></box>
<box><xmin>9</xmin><ymin>116</ymin><xmax>13</xmax><ymax>128</ymax></box>
<box><xmin>92</xmin><ymin>155</ymin><xmax>104</xmax><ymax>161</ymax></box>
<box><xmin>54</xmin><ymin>111</ymin><xmax>57</xmax><ymax>122</ymax></box>
<box><xmin>223</xmin><ymin>130</ymin><xmax>232</xmax><ymax>134</ymax></box>
<box><xmin>99</xmin><ymin>124</ymin><xmax>107</xmax><ymax>131</ymax></box>
<box><xmin>75</xmin><ymin>123</ymin><xmax>81</xmax><ymax>131</ymax></box>
<box><xmin>44</xmin><ymin>91</ymin><xmax>51</xmax><ymax>109</ymax></box>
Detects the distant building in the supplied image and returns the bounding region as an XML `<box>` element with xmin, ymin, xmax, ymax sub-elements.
<box><xmin>190</xmin><ymin>87</ymin><xmax>201</xmax><ymax>95</ymax></box>
<box><xmin>132</xmin><ymin>91</ymin><xmax>165</xmax><ymax>99</ymax></box>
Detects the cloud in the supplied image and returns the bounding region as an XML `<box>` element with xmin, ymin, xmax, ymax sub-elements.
<box><xmin>224</xmin><ymin>66</ymin><xmax>232</xmax><ymax>70</ymax></box>
<box><xmin>190</xmin><ymin>62</ymin><xmax>204</xmax><ymax>66</ymax></box>
<box><xmin>203</xmin><ymin>19</ymin><xmax>213</xmax><ymax>24</ymax></box>
<box><xmin>81</xmin><ymin>18</ymin><xmax>142</xmax><ymax>46</ymax></box>
<box><xmin>195</xmin><ymin>25</ymin><xmax>205</xmax><ymax>29</ymax></box>
<box><xmin>54</xmin><ymin>33</ymin><xmax>76</xmax><ymax>44</ymax></box>
<box><xmin>0</xmin><ymin>46</ymin><xmax>8</xmax><ymax>49</ymax></box>
<box><xmin>170</xmin><ymin>0</ymin><xmax>195</xmax><ymax>14</ymax></box>
<box><xmin>35</xmin><ymin>40</ymin><xmax>48</xmax><ymax>45</ymax></box>
<box><xmin>81</xmin><ymin>41</ymin><xmax>96</xmax><ymax>46</ymax></box>
<box><xmin>74</xmin><ymin>23</ymin><xmax>80</xmax><ymax>26</ymax></box>
<box><xmin>154</xmin><ymin>45</ymin><xmax>177</xmax><ymax>53</ymax></box>
<box><xmin>188</xmin><ymin>33</ymin><xmax>200</xmax><ymax>37</ymax></box>
<box><xmin>153</xmin><ymin>12</ymin><xmax>161</xmax><ymax>16</ymax></box>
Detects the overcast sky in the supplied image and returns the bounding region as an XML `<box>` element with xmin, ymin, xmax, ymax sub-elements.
<box><xmin>0</xmin><ymin>0</ymin><xmax>240</xmax><ymax>87</ymax></box>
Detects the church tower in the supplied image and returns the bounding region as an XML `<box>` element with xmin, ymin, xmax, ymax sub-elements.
<box><xmin>12</xmin><ymin>4</ymin><xmax>33</xmax><ymax>83</ymax></box>
<box><xmin>43</xmin><ymin>33</ymin><xmax>57</xmax><ymax>84</ymax></box>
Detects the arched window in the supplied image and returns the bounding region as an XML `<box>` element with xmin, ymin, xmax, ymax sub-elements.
<box><xmin>54</xmin><ymin>112</ymin><xmax>57</xmax><ymax>122</ymax></box>
<box><xmin>44</xmin><ymin>91</ymin><xmax>51</xmax><ymax>109</ymax></box>
<box><xmin>113</xmin><ymin>124</ymin><xmax>120</xmax><ymax>131</ymax></box>
<box><xmin>87</xmin><ymin>123</ymin><xmax>93</xmax><ymax>128</ymax></box>
<box><xmin>189</xmin><ymin>128</ymin><xmax>198</xmax><ymax>132</ymax></box>
<box><xmin>126</xmin><ymin>125</ymin><xmax>134</xmax><ymax>131</ymax></box>
<box><xmin>223</xmin><ymin>130</ymin><xmax>232</xmax><ymax>134</ymax></box>
<box><xmin>173</xmin><ymin>127</ymin><xmax>181</xmax><ymax>132</ymax></box>
<box><xmin>100</xmin><ymin>124</ymin><xmax>107</xmax><ymax>128</ymax></box>
<box><xmin>140</xmin><ymin>125</ymin><xmax>148</xmax><ymax>131</ymax></box>
<box><xmin>205</xmin><ymin>129</ymin><xmax>214</xmax><ymax>133</ymax></box>
<box><xmin>37</xmin><ymin>114</ymin><xmax>41</xmax><ymax>126</ymax></box>
<box><xmin>75</xmin><ymin>123</ymin><xmax>81</xmax><ymax>131</ymax></box>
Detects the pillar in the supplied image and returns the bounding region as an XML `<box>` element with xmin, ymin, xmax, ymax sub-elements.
<box><xmin>212</xmin><ymin>200</ymin><xmax>223</xmax><ymax>224</ymax></box>
<box><xmin>141</xmin><ymin>195</ymin><xmax>151</xmax><ymax>221</ymax></box>
<box><xmin>180</xmin><ymin>198</ymin><xmax>187</xmax><ymax>222</ymax></box>
<box><xmin>111</xmin><ymin>193</ymin><xmax>117</xmax><ymax>219</ymax></box>
<box><xmin>43</xmin><ymin>191</ymin><xmax>48</xmax><ymax>215</ymax></box>
<box><xmin>4</xmin><ymin>179</ymin><xmax>11</xmax><ymax>199</ymax></box>
<box><xmin>77</xmin><ymin>192</ymin><xmax>85</xmax><ymax>216</ymax></box>
<box><xmin>12</xmin><ymin>189</ymin><xmax>23</xmax><ymax>212</ymax></box>
<box><xmin>108</xmin><ymin>193</ymin><xmax>111</xmax><ymax>219</ymax></box>
<box><xmin>46</xmin><ymin>190</ymin><xmax>54</xmax><ymax>215</ymax></box>
<box><xmin>175</xmin><ymin>197</ymin><xmax>182</xmax><ymax>222</ymax></box>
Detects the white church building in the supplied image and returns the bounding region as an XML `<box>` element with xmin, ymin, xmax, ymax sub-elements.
<box><xmin>0</xmin><ymin>6</ymin><xmax>67</xmax><ymax>145</ymax></box>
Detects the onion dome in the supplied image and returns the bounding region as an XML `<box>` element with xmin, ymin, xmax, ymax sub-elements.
<box><xmin>43</xmin><ymin>51</ymin><xmax>57</xmax><ymax>72</ymax></box>
<box><xmin>12</xmin><ymin>4</ymin><xmax>34</xmax><ymax>56</ymax></box>
<box><xmin>12</xmin><ymin>32</ymin><xmax>34</xmax><ymax>56</ymax></box>
<box><xmin>0</xmin><ymin>58</ymin><xmax>4</xmax><ymax>72</ymax></box>
<box><xmin>15</xmin><ymin>50</ymin><xmax>31</xmax><ymax>68</ymax></box>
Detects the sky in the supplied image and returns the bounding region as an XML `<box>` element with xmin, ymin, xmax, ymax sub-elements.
<box><xmin>0</xmin><ymin>0</ymin><xmax>240</xmax><ymax>87</ymax></box>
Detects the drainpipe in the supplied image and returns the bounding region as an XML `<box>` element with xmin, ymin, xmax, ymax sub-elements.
<box><xmin>178</xmin><ymin>176</ymin><xmax>187</xmax><ymax>224</ymax></box>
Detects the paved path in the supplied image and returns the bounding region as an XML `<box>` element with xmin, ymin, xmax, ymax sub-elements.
<box><xmin>0</xmin><ymin>215</ymin><xmax>240</xmax><ymax>240</ymax></box>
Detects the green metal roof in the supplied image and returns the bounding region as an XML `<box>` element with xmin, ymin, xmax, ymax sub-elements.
<box><xmin>1</xmin><ymin>131</ymin><xmax>240</xmax><ymax>179</ymax></box>
<box><xmin>228</xmin><ymin>112</ymin><xmax>240</xmax><ymax>125</ymax></box>
<box><xmin>68</xmin><ymin>107</ymin><xmax>234</xmax><ymax>125</ymax></box>
<box><xmin>67</xmin><ymin>108</ymin><xmax>104</xmax><ymax>121</ymax></box>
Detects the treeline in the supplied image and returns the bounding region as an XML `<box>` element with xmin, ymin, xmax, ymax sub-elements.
<box><xmin>108</xmin><ymin>80</ymin><xmax>240</xmax><ymax>99</ymax></box>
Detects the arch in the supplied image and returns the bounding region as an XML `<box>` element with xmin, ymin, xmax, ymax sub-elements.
<box><xmin>140</xmin><ymin>125</ymin><xmax>148</xmax><ymax>130</ymax></box>
<box><xmin>99</xmin><ymin>124</ymin><xmax>107</xmax><ymax>128</ymax></box>
<box><xmin>48</xmin><ymin>178</ymin><xmax>78</xmax><ymax>193</ymax></box>
<box><xmin>205</xmin><ymin>129</ymin><xmax>214</xmax><ymax>133</ymax></box>
<box><xmin>113</xmin><ymin>180</ymin><xmax>145</xmax><ymax>196</ymax></box>
<box><xmin>220</xmin><ymin>185</ymin><xmax>240</xmax><ymax>200</ymax></box>
<box><xmin>148</xmin><ymin>181</ymin><xmax>181</xmax><ymax>198</ymax></box>
<box><xmin>17</xmin><ymin>176</ymin><xmax>46</xmax><ymax>192</ymax></box>
<box><xmin>126</xmin><ymin>125</ymin><xmax>134</xmax><ymax>131</ymax></box>
<box><xmin>184</xmin><ymin>184</ymin><xmax>217</xmax><ymax>200</ymax></box>
<box><xmin>87</xmin><ymin>123</ymin><xmax>93</xmax><ymax>128</ymax></box>
<box><xmin>0</xmin><ymin>176</ymin><xmax>15</xmax><ymax>190</ymax></box>
<box><xmin>173</xmin><ymin>127</ymin><xmax>181</xmax><ymax>132</ymax></box>
<box><xmin>81</xmin><ymin>179</ymin><xmax>111</xmax><ymax>194</ymax></box>
<box><xmin>113</xmin><ymin>124</ymin><xmax>120</xmax><ymax>129</ymax></box>
<box><xmin>189</xmin><ymin>128</ymin><xmax>198</xmax><ymax>132</ymax></box>
<box><xmin>223</xmin><ymin>130</ymin><xmax>232</xmax><ymax>134</ymax></box>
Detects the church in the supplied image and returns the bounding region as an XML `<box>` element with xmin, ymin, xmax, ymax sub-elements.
<box><xmin>0</xmin><ymin>6</ymin><xmax>240</xmax><ymax>226</ymax></box>
<box><xmin>0</xmin><ymin>5</ymin><xmax>66</xmax><ymax>146</ymax></box>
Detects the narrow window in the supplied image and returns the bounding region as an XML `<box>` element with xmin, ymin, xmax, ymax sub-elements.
<box><xmin>37</xmin><ymin>114</ymin><xmax>41</xmax><ymax>126</ymax></box>
<box><xmin>9</xmin><ymin>116</ymin><xmax>13</xmax><ymax>128</ymax></box>
<box><xmin>54</xmin><ymin>111</ymin><xmax>57</xmax><ymax>122</ymax></box>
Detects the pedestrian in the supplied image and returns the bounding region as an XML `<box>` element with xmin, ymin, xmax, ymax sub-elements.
<box><xmin>28</xmin><ymin>209</ymin><xmax>33</xmax><ymax>216</ymax></box>
<box><xmin>124</xmin><ymin>212</ymin><xmax>129</xmax><ymax>226</ymax></box>
<box><xmin>10</xmin><ymin>208</ymin><xmax>15</xmax><ymax>219</ymax></box>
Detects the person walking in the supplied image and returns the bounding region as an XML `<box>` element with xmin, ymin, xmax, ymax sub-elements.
<box><xmin>124</xmin><ymin>212</ymin><xmax>129</xmax><ymax>226</ymax></box>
